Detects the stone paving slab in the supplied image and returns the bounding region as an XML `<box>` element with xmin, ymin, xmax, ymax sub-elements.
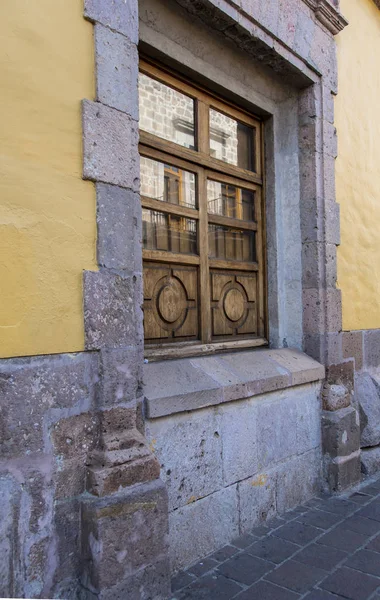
<box><xmin>171</xmin><ymin>475</ymin><xmax>380</xmax><ymax>599</ymax></box>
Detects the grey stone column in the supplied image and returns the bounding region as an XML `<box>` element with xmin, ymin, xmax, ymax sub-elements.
<box><xmin>81</xmin><ymin>1</ymin><xmax>170</xmax><ymax>597</ymax></box>
<box><xmin>298</xmin><ymin>68</ymin><xmax>361</xmax><ymax>490</ymax></box>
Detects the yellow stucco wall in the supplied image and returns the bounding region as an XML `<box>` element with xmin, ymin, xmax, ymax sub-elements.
<box><xmin>336</xmin><ymin>0</ymin><xmax>380</xmax><ymax>331</ymax></box>
<box><xmin>0</xmin><ymin>0</ymin><xmax>96</xmax><ymax>358</ymax></box>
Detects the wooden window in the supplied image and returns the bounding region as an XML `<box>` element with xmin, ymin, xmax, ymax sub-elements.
<box><xmin>139</xmin><ymin>59</ymin><xmax>267</xmax><ymax>359</ymax></box>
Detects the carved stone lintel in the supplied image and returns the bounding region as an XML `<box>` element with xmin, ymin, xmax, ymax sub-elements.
<box><xmin>303</xmin><ymin>0</ymin><xmax>349</xmax><ymax>35</ymax></box>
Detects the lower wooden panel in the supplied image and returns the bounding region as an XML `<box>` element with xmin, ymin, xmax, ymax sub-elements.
<box><xmin>143</xmin><ymin>262</ymin><xmax>199</xmax><ymax>342</ymax></box>
<box><xmin>210</xmin><ymin>270</ymin><xmax>257</xmax><ymax>338</ymax></box>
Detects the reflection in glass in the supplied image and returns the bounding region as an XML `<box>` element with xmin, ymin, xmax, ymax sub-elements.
<box><xmin>209</xmin><ymin>225</ymin><xmax>255</xmax><ymax>262</ymax></box>
<box><xmin>209</xmin><ymin>109</ymin><xmax>255</xmax><ymax>171</ymax></box>
<box><xmin>207</xmin><ymin>180</ymin><xmax>254</xmax><ymax>221</ymax></box>
<box><xmin>140</xmin><ymin>157</ymin><xmax>196</xmax><ymax>209</ymax></box>
<box><xmin>143</xmin><ymin>209</ymin><xmax>197</xmax><ymax>254</ymax></box>
<box><xmin>139</xmin><ymin>73</ymin><xmax>195</xmax><ymax>149</ymax></box>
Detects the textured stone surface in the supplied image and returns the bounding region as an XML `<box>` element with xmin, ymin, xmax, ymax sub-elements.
<box><xmin>356</xmin><ymin>372</ymin><xmax>380</xmax><ymax>448</ymax></box>
<box><xmin>144</xmin><ymin>349</ymin><xmax>324</xmax><ymax>418</ymax></box>
<box><xmin>276</xmin><ymin>450</ymin><xmax>321</xmax><ymax>514</ymax></box>
<box><xmin>238</xmin><ymin>471</ymin><xmax>277</xmax><ymax>533</ymax></box>
<box><xmin>219</xmin><ymin>400</ymin><xmax>258</xmax><ymax>486</ymax></box>
<box><xmin>0</xmin><ymin>352</ymin><xmax>98</xmax><ymax>457</ymax></box>
<box><xmin>0</xmin><ymin>475</ymin><xmax>20</xmax><ymax>597</ymax></box>
<box><xmin>83</xmin><ymin>269</ymin><xmax>143</xmax><ymax>350</ymax></box>
<box><xmin>82</xmin><ymin>100</ymin><xmax>139</xmax><ymax>191</ymax></box>
<box><xmin>322</xmin><ymin>406</ymin><xmax>360</xmax><ymax>459</ymax></box>
<box><xmin>169</xmin><ymin>485</ymin><xmax>239</xmax><ymax>572</ymax></box>
<box><xmin>145</xmin><ymin>408</ymin><xmax>223</xmax><ymax>510</ymax></box>
<box><xmin>364</xmin><ymin>329</ymin><xmax>380</xmax><ymax>370</ymax></box>
<box><xmin>99</xmin><ymin>346</ymin><xmax>142</xmax><ymax>406</ymax></box>
<box><xmin>323</xmin><ymin>383</ymin><xmax>350</xmax><ymax>411</ymax></box>
<box><xmin>95</xmin><ymin>24</ymin><xmax>139</xmax><ymax>118</ymax></box>
<box><xmin>81</xmin><ymin>479</ymin><xmax>170</xmax><ymax>593</ymax></box>
<box><xmin>97</xmin><ymin>184</ymin><xmax>142</xmax><ymax>273</ymax></box>
<box><xmin>361</xmin><ymin>446</ymin><xmax>380</xmax><ymax>477</ymax></box>
<box><xmin>342</xmin><ymin>330</ymin><xmax>364</xmax><ymax>371</ymax></box>
<box><xmin>326</xmin><ymin>452</ymin><xmax>361</xmax><ymax>492</ymax></box>
<box><xmin>84</xmin><ymin>0</ymin><xmax>139</xmax><ymax>43</ymax></box>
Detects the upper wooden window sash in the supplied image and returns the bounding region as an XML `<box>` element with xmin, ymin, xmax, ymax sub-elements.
<box><xmin>139</xmin><ymin>59</ymin><xmax>267</xmax><ymax>360</ymax></box>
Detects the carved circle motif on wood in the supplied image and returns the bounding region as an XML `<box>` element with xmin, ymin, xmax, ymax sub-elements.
<box><xmin>219</xmin><ymin>280</ymin><xmax>249</xmax><ymax>329</ymax></box>
<box><xmin>153</xmin><ymin>275</ymin><xmax>188</xmax><ymax>332</ymax></box>
<box><xmin>224</xmin><ymin>288</ymin><xmax>245</xmax><ymax>322</ymax></box>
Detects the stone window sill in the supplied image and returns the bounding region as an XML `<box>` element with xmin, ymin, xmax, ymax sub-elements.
<box><xmin>143</xmin><ymin>348</ymin><xmax>325</xmax><ymax>419</ymax></box>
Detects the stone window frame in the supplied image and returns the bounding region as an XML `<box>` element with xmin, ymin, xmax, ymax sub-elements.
<box><xmin>81</xmin><ymin>0</ymin><xmax>350</xmax><ymax>406</ymax></box>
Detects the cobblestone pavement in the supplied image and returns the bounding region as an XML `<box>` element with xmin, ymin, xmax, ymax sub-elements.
<box><xmin>171</xmin><ymin>476</ymin><xmax>380</xmax><ymax>600</ymax></box>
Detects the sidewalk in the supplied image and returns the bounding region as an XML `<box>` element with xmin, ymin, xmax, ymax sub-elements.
<box><xmin>171</xmin><ymin>476</ymin><xmax>380</xmax><ymax>600</ymax></box>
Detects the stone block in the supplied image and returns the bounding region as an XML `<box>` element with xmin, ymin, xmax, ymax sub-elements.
<box><xmin>322</xmin><ymin>406</ymin><xmax>360</xmax><ymax>459</ymax></box>
<box><xmin>325</xmin><ymin>451</ymin><xmax>361</xmax><ymax>492</ymax></box>
<box><xmin>364</xmin><ymin>329</ymin><xmax>380</xmax><ymax>370</ymax></box>
<box><xmin>145</xmin><ymin>408</ymin><xmax>223</xmax><ymax>511</ymax></box>
<box><xmin>95</xmin><ymin>25</ymin><xmax>139</xmax><ymax>119</ymax></box>
<box><xmin>356</xmin><ymin>372</ymin><xmax>380</xmax><ymax>448</ymax></box>
<box><xmin>322</xmin><ymin>383</ymin><xmax>350</xmax><ymax>412</ymax></box>
<box><xmin>267</xmin><ymin>348</ymin><xmax>325</xmax><ymax>386</ymax></box>
<box><xmin>51</xmin><ymin>412</ymin><xmax>99</xmax><ymax>461</ymax></box>
<box><xmin>342</xmin><ymin>330</ymin><xmax>363</xmax><ymax>372</ymax></box>
<box><xmin>169</xmin><ymin>485</ymin><xmax>239</xmax><ymax>573</ymax></box>
<box><xmin>256</xmin><ymin>390</ymin><xmax>297</xmax><ymax>468</ymax></box>
<box><xmin>54</xmin><ymin>499</ymin><xmax>81</xmax><ymax>583</ymax></box>
<box><xmin>143</xmin><ymin>359</ymin><xmax>223</xmax><ymax>418</ymax></box>
<box><xmin>87</xmin><ymin>453</ymin><xmax>160</xmax><ymax>496</ymax></box>
<box><xmin>95</xmin><ymin>559</ymin><xmax>171</xmax><ymax>600</ymax></box>
<box><xmin>361</xmin><ymin>446</ymin><xmax>380</xmax><ymax>477</ymax></box>
<box><xmin>0</xmin><ymin>352</ymin><xmax>98</xmax><ymax>457</ymax></box>
<box><xmin>295</xmin><ymin>384</ymin><xmax>322</xmax><ymax>454</ymax></box>
<box><xmin>83</xmin><ymin>269</ymin><xmax>143</xmax><ymax>350</ymax></box>
<box><xmin>303</xmin><ymin>289</ymin><xmax>324</xmax><ymax>335</ymax></box>
<box><xmin>238</xmin><ymin>471</ymin><xmax>277</xmax><ymax>533</ymax></box>
<box><xmin>0</xmin><ymin>475</ymin><xmax>20</xmax><ymax>598</ymax></box>
<box><xmin>323</xmin><ymin>153</ymin><xmax>336</xmax><ymax>204</ymax></box>
<box><xmin>322</xmin><ymin>84</ymin><xmax>335</xmax><ymax>125</ymax></box>
<box><xmin>219</xmin><ymin>399</ymin><xmax>258</xmax><ymax>486</ymax></box>
<box><xmin>276</xmin><ymin>0</ymin><xmax>298</xmax><ymax>48</ymax></box>
<box><xmin>99</xmin><ymin>346</ymin><xmax>142</xmax><ymax>406</ymax></box>
<box><xmin>81</xmin><ymin>479</ymin><xmax>169</xmax><ymax>592</ymax></box>
<box><xmin>325</xmin><ymin>201</ymin><xmax>340</xmax><ymax>245</ymax></box>
<box><xmin>82</xmin><ymin>100</ymin><xmax>139</xmax><ymax>191</ymax></box>
<box><xmin>326</xmin><ymin>360</ymin><xmax>355</xmax><ymax>392</ymax></box>
<box><xmin>276</xmin><ymin>449</ymin><xmax>321</xmax><ymax>513</ymax></box>
<box><xmin>84</xmin><ymin>0</ymin><xmax>138</xmax><ymax>44</ymax></box>
<box><xmin>323</xmin><ymin>121</ymin><xmax>338</xmax><ymax>159</ymax></box>
<box><xmin>294</xmin><ymin>8</ymin><xmax>315</xmax><ymax>58</ymax></box>
<box><xmin>219</xmin><ymin>350</ymin><xmax>290</xmax><ymax>397</ymax></box>
<box><xmin>55</xmin><ymin>457</ymin><xmax>88</xmax><ymax>500</ymax></box>
<box><xmin>325</xmin><ymin>288</ymin><xmax>342</xmax><ymax>333</ymax></box>
<box><xmin>97</xmin><ymin>184</ymin><xmax>142</xmax><ymax>273</ymax></box>
<box><xmin>301</xmin><ymin>241</ymin><xmax>337</xmax><ymax>291</ymax></box>
<box><xmin>309</xmin><ymin>25</ymin><xmax>337</xmax><ymax>93</ymax></box>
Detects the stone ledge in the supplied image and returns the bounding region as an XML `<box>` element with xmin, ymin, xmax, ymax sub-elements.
<box><xmin>144</xmin><ymin>348</ymin><xmax>324</xmax><ymax>418</ymax></box>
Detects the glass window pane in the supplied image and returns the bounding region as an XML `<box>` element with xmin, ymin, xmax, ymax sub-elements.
<box><xmin>209</xmin><ymin>108</ymin><xmax>255</xmax><ymax>171</ymax></box>
<box><xmin>139</xmin><ymin>73</ymin><xmax>195</xmax><ymax>149</ymax></box>
<box><xmin>207</xmin><ymin>180</ymin><xmax>255</xmax><ymax>221</ymax></box>
<box><xmin>140</xmin><ymin>157</ymin><xmax>197</xmax><ymax>209</ymax></box>
<box><xmin>143</xmin><ymin>209</ymin><xmax>197</xmax><ymax>254</ymax></box>
<box><xmin>208</xmin><ymin>225</ymin><xmax>256</xmax><ymax>262</ymax></box>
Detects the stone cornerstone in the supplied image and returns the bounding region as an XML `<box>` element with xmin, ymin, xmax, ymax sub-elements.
<box><xmin>4</xmin><ymin>0</ymin><xmax>379</xmax><ymax>598</ymax></box>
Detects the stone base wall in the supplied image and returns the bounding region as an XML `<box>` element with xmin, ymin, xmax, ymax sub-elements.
<box><xmin>0</xmin><ymin>351</ymin><xmax>170</xmax><ymax>600</ymax></box>
<box><xmin>0</xmin><ymin>352</ymin><xmax>98</xmax><ymax>598</ymax></box>
<box><xmin>146</xmin><ymin>382</ymin><xmax>322</xmax><ymax>573</ymax></box>
<box><xmin>341</xmin><ymin>329</ymin><xmax>380</xmax><ymax>479</ymax></box>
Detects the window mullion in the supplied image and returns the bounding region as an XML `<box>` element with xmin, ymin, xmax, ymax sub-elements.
<box><xmin>198</xmin><ymin>167</ymin><xmax>211</xmax><ymax>344</ymax></box>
